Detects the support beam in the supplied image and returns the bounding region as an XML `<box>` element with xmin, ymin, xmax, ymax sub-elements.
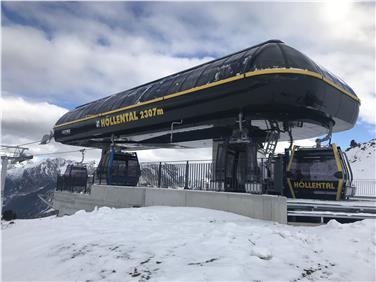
<box><xmin>1</xmin><ymin>157</ymin><xmax>8</xmax><ymax>212</ymax></box>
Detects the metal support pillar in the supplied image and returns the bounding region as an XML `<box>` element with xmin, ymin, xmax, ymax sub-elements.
<box><xmin>1</xmin><ymin>157</ymin><xmax>8</xmax><ymax>212</ymax></box>
<box><xmin>184</xmin><ymin>161</ymin><xmax>189</xmax><ymax>189</ymax></box>
<box><xmin>157</xmin><ymin>162</ymin><xmax>162</xmax><ymax>188</ymax></box>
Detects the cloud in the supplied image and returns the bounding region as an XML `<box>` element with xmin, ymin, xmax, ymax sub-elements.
<box><xmin>0</xmin><ymin>97</ymin><xmax>107</xmax><ymax>173</ymax></box>
<box><xmin>1</xmin><ymin>2</ymin><xmax>375</xmax><ymax>162</ymax></box>
<box><xmin>2</xmin><ymin>2</ymin><xmax>374</xmax><ymax>108</ymax></box>
<box><xmin>0</xmin><ymin>95</ymin><xmax>100</xmax><ymax>161</ymax></box>
<box><xmin>1</xmin><ymin>4</ymin><xmax>212</xmax><ymax>105</ymax></box>
<box><xmin>1</xmin><ymin>95</ymin><xmax>67</xmax><ymax>141</ymax></box>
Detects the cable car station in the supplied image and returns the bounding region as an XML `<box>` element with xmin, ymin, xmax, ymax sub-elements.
<box><xmin>52</xmin><ymin>40</ymin><xmax>363</xmax><ymax>222</ymax></box>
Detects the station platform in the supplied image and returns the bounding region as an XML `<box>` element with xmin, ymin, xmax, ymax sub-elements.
<box><xmin>287</xmin><ymin>198</ymin><xmax>376</xmax><ymax>223</ymax></box>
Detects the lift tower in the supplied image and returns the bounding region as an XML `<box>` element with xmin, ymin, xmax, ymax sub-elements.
<box><xmin>1</xmin><ymin>145</ymin><xmax>33</xmax><ymax>212</ymax></box>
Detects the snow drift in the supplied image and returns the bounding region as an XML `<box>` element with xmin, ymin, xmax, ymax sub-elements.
<box><xmin>2</xmin><ymin>207</ymin><xmax>375</xmax><ymax>281</ymax></box>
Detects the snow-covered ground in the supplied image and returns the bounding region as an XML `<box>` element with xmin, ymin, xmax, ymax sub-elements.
<box><xmin>2</xmin><ymin>207</ymin><xmax>375</xmax><ymax>281</ymax></box>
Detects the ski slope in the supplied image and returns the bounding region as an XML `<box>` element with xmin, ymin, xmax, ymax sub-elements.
<box><xmin>2</xmin><ymin>207</ymin><xmax>375</xmax><ymax>281</ymax></box>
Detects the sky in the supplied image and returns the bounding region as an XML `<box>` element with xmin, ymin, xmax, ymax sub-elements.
<box><xmin>1</xmin><ymin>1</ymin><xmax>375</xmax><ymax>162</ymax></box>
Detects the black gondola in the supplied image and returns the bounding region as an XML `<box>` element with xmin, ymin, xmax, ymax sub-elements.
<box><xmin>286</xmin><ymin>144</ymin><xmax>355</xmax><ymax>200</ymax></box>
<box><xmin>57</xmin><ymin>164</ymin><xmax>88</xmax><ymax>193</ymax></box>
<box><xmin>95</xmin><ymin>147</ymin><xmax>141</xmax><ymax>186</ymax></box>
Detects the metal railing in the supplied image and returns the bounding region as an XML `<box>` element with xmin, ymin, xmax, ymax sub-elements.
<box><xmin>352</xmin><ymin>179</ymin><xmax>376</xmax><ymax>197</ymax></box>
<box><xmin>139</xmin><ymin>160</ymin><xmax>213</xmax><ymax>190</ymax></box>
<box><xmin>56</xmin><ymin>159</ymin><xmax>376</xmax><ymax>198</ymax></box>
<box><xmin>138</xmin><ymin>160</ymin><xmax>376</xmax><ymax>197</ymax></box>
<box><xmin>138</xmin><ymin>159</ymin><xmax>273</xmax><ymax>193</ymax></box>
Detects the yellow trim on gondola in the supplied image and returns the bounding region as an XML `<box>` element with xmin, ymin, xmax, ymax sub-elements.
<box><xmin>54</xmin><ymin>68</ymin><xmax>360</xmax><ymax>128</ymax></box>
<box><xmin>286</xmin><ymin>145</ymin><xmax>296</xmax><ymax>198</ymax></box>
<box><xmin>332</xmin><ymin>143</ymin><xmax>344</xmax><ymax>200</ymax></box>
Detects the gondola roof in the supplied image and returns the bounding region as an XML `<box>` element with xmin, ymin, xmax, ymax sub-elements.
<box><xmin>55</xmin><ymin>40</ymin><xmax>360</xmax><ymax>128</ymax></box>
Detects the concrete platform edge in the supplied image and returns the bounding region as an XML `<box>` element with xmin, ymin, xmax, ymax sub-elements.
<box><xmin>53</xmin><ymin>185</ymin><xmax>287</xmax><ymax>224</ymax></box>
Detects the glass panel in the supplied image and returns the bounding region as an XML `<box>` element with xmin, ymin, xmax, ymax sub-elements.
<box><xmin>128</xmin><ymin>86</ymin><xmax>152</xmax><ymax>104</ymax></box>
<box><xmin>125</xmin><ymin>88</ymin><xmax>145</xmax><ymax>105</ymax></box>
<box><xmin>290</xmin><ymin>155</ymin><xmax>338</xmax><ymax>181</ymax></box>
<box><xmin>68</xmin><ymin>108</ymin><xmax>86</xmax><ymax>121</ymax></box>
<box><xmin>242</xmin><ymin>47</ymin><xmax>258</xmax><ymax>72</ymax></box>
<box><xmin>107</xmin><ymin>92</ymin><xmax>128</xmax><ymax>111</ymax></box>
<box><xmin>195</xmin><ymin>58</ymin><xmax>228</xmax><ymax>86</ymax></box>
<box><xmin>167</xmin><ymin>73</ymin><xmax>188</xmax><ymax>94</ymax></box>
<box><xmin>128</xmin><ymin>159</ymin><xmax>138</xmax><ymax>168</ymax></box>
<box><xmin>138</xmin><ymin>83</ymin><xmax>162</xmax><ymax>102</ymax></box>
<box><xmin>252</xmin><ymin>44</ymin><xmax>285</xmax><ymax>70</ymax></box>
<box><xmin>156</xmin><ymin>77</ymin><xmax>176</xmax><ymax>96</ymax></box>
<box><xmin>321</xmin><ymin>66</ymin><xmax>356</xmax><ymax>95</ymax></box>
<box><xmin>97</xmin><ymin>95</ymin><xmax>118</xmax><ymax>112</ymax></box>
<box><xmin>180</xmin><ymin>66</ymin><xmax>207</xmax><ymax>91</ymax></box>
<box><xmin>127</xmin><ymin>160</ymin><xmax>139</xmax><ymax>176</ymax></box>
<box><xmin>112</xmin><ymin>159</ymin><xmax>127</xmax><ymax>177</ymax></box>
<box><xmin>280</xmin><ymin>45</ymin><xmax>320</xmax><ymax>73</ymax></box>
<box><xmin>84</xmin><ymin>95</ymin><xmax>115</xmax><ymax>115</ymax></box>
<box><xmin>219</xmin><ymin>51</ymin><xmax>247</xmax><ymax>79</ymax></box>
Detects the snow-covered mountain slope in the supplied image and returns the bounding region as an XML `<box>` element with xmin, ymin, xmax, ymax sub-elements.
<box><xmin>345</xmin><ymin>139</ymin><xmax>376</xmax><ymax>179</ymax></box>
<box><xmin>2</xmin><ymin>207</ymin><xmax>375</xmax><ymax>281</ymax></box>
<box><xmin>3</xmin><ymin>158</ymin><xmax>95</xmax><ymax>219</ymax></box>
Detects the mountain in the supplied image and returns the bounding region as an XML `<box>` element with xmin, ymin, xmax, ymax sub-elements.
<box><xmin>3</xmin><ymin>158</ymin><xmax>95</xmax><ymax>219</ymax></box>
<box><xmin>345</xmin><ymin>139</ymin><xmax>376</xmax><ymax>179</ymax></box>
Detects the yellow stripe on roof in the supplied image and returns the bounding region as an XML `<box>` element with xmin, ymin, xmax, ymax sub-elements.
<box><xmin>245</xmin><ymin>68</ymin><xmax>322</xmax><ymax>80</ymax></box>
<box><xmin>245</xmin><ymin>68</ymin><xmax>360</xmax><ymax>103</ymax></box>
<box><xmin>323</xmin><ymin>77</ymin><xmax>360</xmax><ymax>103</ymax></box>
<box><xmin>54</xmin><ymin>68</ymin><xmax>360</xmax><ymax>128</ymax></box>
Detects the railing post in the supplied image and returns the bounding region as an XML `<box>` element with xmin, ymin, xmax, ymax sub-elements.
<box><xmin>184</xmin><ymin>161</ymin><xmax>189</xmax><ymax>189</ymax></box>
<box><xmin>157</xmin><ymin>162</ymin><xmax>162</xmax><ymax>188</ymax></box>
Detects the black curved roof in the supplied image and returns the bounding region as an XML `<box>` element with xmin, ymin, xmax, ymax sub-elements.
<box><xmin>55</xmin><ymin>40</ymin><xmax>358</xmax><ymax>126</ymax></box>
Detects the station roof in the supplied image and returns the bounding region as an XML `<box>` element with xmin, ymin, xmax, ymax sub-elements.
<box><xmin>55</xmin><ymin>40</ymin><xmax>359</xmax><ymax>128</ymax></box>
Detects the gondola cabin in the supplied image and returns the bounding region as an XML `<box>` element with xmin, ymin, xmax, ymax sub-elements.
<box><xmin>57</xmin><ymin>164</ymin><xmax>88</xmax><ymax>193</ymax></box>
<box><xmin>286</xmin><ymin>144</ymin><xmax>355</xmax><ymax>200</ymax></box>
<box><xmin>96</xmin><ymin>148</ymin><xmax>141</xmax><ymax>186</ymax></box>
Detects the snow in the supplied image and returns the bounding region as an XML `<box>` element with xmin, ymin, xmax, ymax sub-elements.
<box><xmin>6</xmin><ymin>158</ymin><xmax>68</xmax><ymax>178</ymax></box>
<box><xmin>6</xmin><ymin>159</ymin><xmax>42</xmax><ymax>178</ymax></box>
<box><xmin>346</xmin><ymin>139</ymin><xmax>376</xmax><ymax>180</ymax></box>
<box><xmin>2</xmin><ymin>207</ymin><xmax>375</xmax><ymax>281</ymax></box>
